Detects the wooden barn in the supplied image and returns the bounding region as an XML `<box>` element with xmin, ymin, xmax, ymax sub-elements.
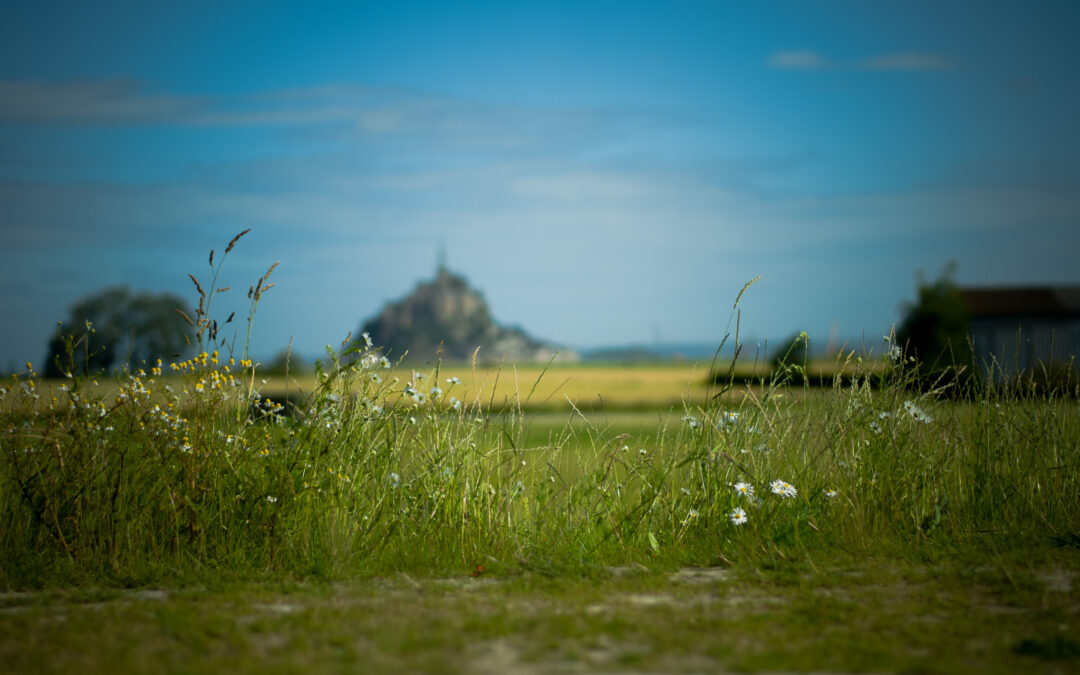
<box><xmin>961</xmin><ymin>286</ymin><xmax>1080</xmax><ymax>377</ymax></box>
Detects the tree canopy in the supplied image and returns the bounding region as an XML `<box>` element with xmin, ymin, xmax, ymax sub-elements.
<box><xmin>770</xmin><ymin>331</ymin><xmax>810</xmax><ymax>370</ymax></box>
<box><xmin>45</xmin><ymin>286</ymin><xmax>193</xmax><ymax>377</ymax></box>
<box><xmin>896</xmin><ymin>262</ymin><xmax>974</xmax><ymax>377</ymax></box>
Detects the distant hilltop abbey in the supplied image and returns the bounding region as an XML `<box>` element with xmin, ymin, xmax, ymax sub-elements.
<box><xmin>356</xmin><ymin>252</ymin><xmax>577</xmax><ymax>364</ymax></box>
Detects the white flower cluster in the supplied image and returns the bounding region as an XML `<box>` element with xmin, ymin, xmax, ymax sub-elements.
<box><xmin>717</xmin><ymin>410</ymin><xmax>740</xmax><ymax>430</ymax></box>
<box><xmin>681</xmin><ymin>415</ymin><xmax>701</xmax><ymax>429</ymax></box>
<box><xmin>725</xmin><ymin>478</ymin><xmax>836</xmax><ymax>527</ymax></box>
<box><xmin>903</xmin><ymin>400</ymin><xmax>933</xmax><ymax>424</ymax></box>
<box><xmin>770</xmin><ymin>479</ymin><xmax>798</xmax><ymax>499</ymax></box>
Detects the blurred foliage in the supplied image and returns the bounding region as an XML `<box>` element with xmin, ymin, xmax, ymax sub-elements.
<box><xmin>264</xmin><ymin>348</ymin><xmax>312</xmax><ymax>375</ymax></box>
<box><xmin>45</xmin><ymin>286</ymin><xmax>193</xmax><ymax>377</ymax></box>
<box><xmin>896</xmin><ymin>262</ymin><xmax>974</xmax><ymax>380</ymax></box>
<box><xmin>770</xmin><ymin>332</ymin><xmax>809</xmax><ymax>370</ymax></box>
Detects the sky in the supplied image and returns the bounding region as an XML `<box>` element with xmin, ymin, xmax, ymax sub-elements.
<box><xmin>2</xmin><ymin>0</ymin><xmax>1079</xmax><ymax>367</ymax></box>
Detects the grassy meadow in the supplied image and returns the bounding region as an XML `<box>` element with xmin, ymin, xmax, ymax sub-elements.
<box><xmin>2</xmin><ymin>244</ymin><xmax>1079</xmax><ymax>673</ymax></box>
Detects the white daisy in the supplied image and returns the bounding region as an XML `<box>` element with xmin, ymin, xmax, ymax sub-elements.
<box><xmin>770</xmin><ymin>479</ymin><xmax>798</xmax><ymax>499</ymax></box>
<box><xmin>717</xmin><ymin>411</ymin><xmax>740</xmax><ymax>429</ymax></box>
<box><xmin>903</xmin><ymin>400</ymin><xmax>933</xmax><ymax>424</ymax></box>
<box><xmin>730</xmin><ymin>507</ymin><xmax>748</xmax><ymax>526</ymax></box>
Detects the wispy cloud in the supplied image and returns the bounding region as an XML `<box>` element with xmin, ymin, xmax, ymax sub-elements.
<box><xmin>0</xmin><ymin>79</ymin><xmax>367</xmax><ymax>127</ymax></box>
<box><xmin>0</xmin><ymin>79</ymin><xmax>607</xmax><ymax>152</ymax></box>
<box><xmin>0</xmin><ymin>79</ymin><xmax>203</xmax><ymax>124</ymax></box>
<box><xmin>860</xmin><ymin>52</ymin><xmax>952</xmax><ymax>71</ymax></box>
<box><xmin>768</xmin><ymin>51</ymin><xmax>829</xmax><ymax>70</ymax></box>
<box><xmin>768</xmin><ymin>50</ymin><xmax>952</xmax><ymax>72</ymax></box>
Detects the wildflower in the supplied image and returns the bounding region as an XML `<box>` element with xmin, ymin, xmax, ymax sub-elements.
<box><xmin>869</xmin><ymin>421</ymin><xmax>882</xmax><ymax>434</ymax></box>
<box><xmin>717</xmin><ymin>411</ymin><xmax>740</xmax><ymax>429</ymax></box>
<box><xmin>825</xmin><ymin>489</ymin><xmax>838</xmax><ymax>498</ymax></box>
<box><xmin>680</xmin><ymin>487</ymin><xmax>692</xmax><ymax>496</ymax></box>
<box><xmin>878</xmin><ymin>411</ymin><xmax>892</xmax><ymax>420</ymax></box>
<box><xmin>403</xmin><ymin>384</ymin><xmax>418</xmax><ymax>398</ymax></box>
<box><xmin>388</xmin><ymin>472</ymin><xmax>401</xmax><ymax>488</ymax></box>
<box><xmin>681</xmin><ymin>415</ymin><xmax>701</xmax><ymax>429</ymax></box>
<box><xmin>903</xmin><ymin>400</ymin><xmax>933</xmax><ymax>424</ymax></box>
<box><xmin>770</xmin><ymin>479</ymin><xmax>798</xmax><ymax>499</ymax></box>
<box><xmin>429</xmin><ymin>386</ymin><xmax>442</xmax><ymax>399</ymax></box>
<box><xmin>446</xmin><ymin>376</ymin><xmax>461</xmax><ymax>385</ymax></box>
<box><xmin>681</xmin><ymin>508</ymin><xmax>699</xmax><ymax>525</ymax></box>
<box><xmin>638</xmin><ymin>448</ymin><xmax>648</xmax><ymax>456</ymax></box>
<box><xmin>361</xmin><ymin>353</ymin><xmax>380</xmax><ymax>369</ymax></box>
<box><xmin>882</xmin><ymin>335</ymin><xmax>902</xmax><ymax>362</ymax></box>
<box><xmin>362</xmin><ymin>331</ymin><xmax>373</xmax><ymax>347</ymax></box>
<box><xmin>266</xmin><ymin>496</ymin><xmax>277</xmax><ymax>503</ymax></box>
<box><xmin>450</xmin><ymin>397</ymin><xmax>462</xmax><ymax>411</ymax></box>
<box><xmin>380</xmin><ymin>356</ymin><xmax>391</xmax><ymax>369</ymax></box>
<box><xmin>730</xmin><ymin>507</ymin><xmax>748</xmax><ymax>526</ymax></box>
<box><xmin>734</xmin><ymin>482</ymin><xmax>755</xmax><ymax>499</ymax></box>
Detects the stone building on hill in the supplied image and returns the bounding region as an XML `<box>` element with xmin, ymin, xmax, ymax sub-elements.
<box><xmin>357</xmin><ymin>263</ymin><xmax>576</xmax><ymax>364</ymax></box>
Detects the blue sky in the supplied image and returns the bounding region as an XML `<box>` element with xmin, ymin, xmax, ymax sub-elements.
<box><xmin>2</xmin><ymin>0</ymin><xmax>1079</xmax><ymax>366</ymax></box>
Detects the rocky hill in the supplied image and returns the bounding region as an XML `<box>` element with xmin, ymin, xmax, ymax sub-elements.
<box><xmin>356</xmin><ymin>265</ymin><xmax>575</xmax><ymax>363</ymax></box>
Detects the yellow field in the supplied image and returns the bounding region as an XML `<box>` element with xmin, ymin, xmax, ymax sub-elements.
<box><xmin>260</xmin><ymin>358</ymin><xmax>877</xmax><ymax>411</ymax></box>
<box><xmin>259</xmin><ymin>362</ymin><xmax>718</xmax><ymax>411</ymax></box>
<box><xmin>9</xmin><ymin>357</ymin><xmax>880</xmax><ymax>414</ymax></box>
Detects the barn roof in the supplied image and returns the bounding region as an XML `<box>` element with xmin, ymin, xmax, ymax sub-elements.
<box><xmin>960</xmin><ymin>286</ymin><xmax>1080</xmax><ymax>317</ymax></box>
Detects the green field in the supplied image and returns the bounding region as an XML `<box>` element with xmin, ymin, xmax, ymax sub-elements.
<box><xmin>3</xmin><ymin>328</ymin><xmax>1079</xmax><ymax>672</ymax></box>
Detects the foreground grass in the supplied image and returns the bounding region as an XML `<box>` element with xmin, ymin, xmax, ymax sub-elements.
<box><xmin>2</xmin><ymin>341</ymin><xmax>1078</xmax><ymax>583</ymax></box>
<box><xmin>3</xmin><ymin>549</ymin><xmax>1078</xmax><ymax>674</ymax></box>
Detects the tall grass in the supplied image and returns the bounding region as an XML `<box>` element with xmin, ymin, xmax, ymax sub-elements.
<box><xmin>1</xmin><ymin>238</ymin><xmax>1078</xmax><ymax>588</ymax></box>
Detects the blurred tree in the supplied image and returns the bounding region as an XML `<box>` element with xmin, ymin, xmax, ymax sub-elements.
<box><xmin>45</xmin><ymin>286</ymin><xmax>193</xmax><ymax>377</ymax></box>
<box><xmin>771</xmin><ymin>331</ymin><xmax>810</xmax><ymax>370</ymax></box>
<box><xmin>265</xmin><ymin>348</ymin><xmax>311</xmax><ymax>375</ymax></box>
<box><xmin>896</xmin><ymin>262</ymin><xmax>974</xmax><ymax>377</ymax></box>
